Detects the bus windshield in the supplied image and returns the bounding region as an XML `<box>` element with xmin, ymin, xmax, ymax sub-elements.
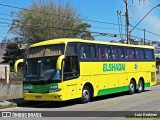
<box><xmin>24</xmin><ymin>44</ymin><xmax>65</xmax><ymax>82</ymax></box>
<box><xmin>25</xmin><ymin>57</ymin><xmax>62</xmax><ymax>82</ymax></box>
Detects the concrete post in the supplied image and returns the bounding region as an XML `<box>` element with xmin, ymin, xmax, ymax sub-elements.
<box><xmin>5</xmin><ymin>66</ymin><xmax>9</xmax><ymax>83</ymax></box>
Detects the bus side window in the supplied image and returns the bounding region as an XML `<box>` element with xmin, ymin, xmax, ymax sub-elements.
<box><xmin>112</xmin><ymin>47</ymin><xmax>124</xmax><ymax>60</ymax></box>
<box><xmin>125</xmin><ymin>47</ymin><xmax>135</xmax><ymax>60</ymax></box>
<box><xmin>145</xmin><ymin>49</ymin><xmax>154</xmax><ymax>60</ymax></box>
<box><xmin>88</xmin><ymin>45</ymin><xmax>96</xmax><ymax>59</ymax></box>
<box><xmin>136</xmin><ymin>49</ymin><xmax>144</xmax><ymax>60</ymax></box>
<box><xmin>66</xmin><ymin>43</ymin><xmax>77</xmax><ymax>56</ymax></box>
<box><xmin>80</xmin><ymin>46</ymin><xmax>86</xmax><ymax>59</ymax></box>
<box><xmin>97</xmin><ymin>45</ymin><xmax>112</xmax><ymax>60</ymax></box>
<box><xmin>107</xmin><ymin>49</ymin><xmax>112</xmax><ymax>59</ymax></box>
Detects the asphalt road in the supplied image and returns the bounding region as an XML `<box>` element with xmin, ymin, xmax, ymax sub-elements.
<box><xmin>1</xmin><ymin>85</ymin><xmax>160</xmax><ymax>120</ymax></box>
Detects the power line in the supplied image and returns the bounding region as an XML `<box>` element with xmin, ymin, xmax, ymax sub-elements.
<box><xmin>91</xmin><ymin>26</ymin><xmax>122</xmax><ymax>30</ymax></box>
<box><xmin>0</xmin><ymin>3</ymin><xmax>160</xmax><ymax>39</ymax></box>
<box><xmin>0</xmin><ymin>12</ymin><xmax>11</xmax><ymax>17</ymax></box>
<box><xmin>0</xmin><ymin>18</ymin><xmax>12</xmax><ymax>21</ymax></box>
<box><xmin>0</xmin><ymin>21</ymin><xmax>11</xmax><ymax>25</ymax></box>
<box><xmin>0</xmin><ymin>25</ymin><xmax>9</xmax><ymax>27</ymax></box>
<box><xmin>0</xmin><ymin>3</ymin><xmax>128</xmax><ymax>27</ymax></box>
<box><xmin>24</xmin><ymin>24</ymin><xmax>118</xmax><ymax>38</ymax></box>
<box><xmin>0</xmin><ymin>3</ymin><xmax>158</xmax><ymax>34</ymax></box>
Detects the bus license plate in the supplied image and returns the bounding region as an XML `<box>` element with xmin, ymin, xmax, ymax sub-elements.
<box><xmin>35</xmin><ymin>96</ymin><xmax>42</xmax><ymax>99</ymax></box>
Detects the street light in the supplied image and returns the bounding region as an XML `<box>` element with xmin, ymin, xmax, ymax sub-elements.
<box><xmin>130</xmin><ymin>3</ymin><xmax>160</xmax><ymax>33</ymax></box>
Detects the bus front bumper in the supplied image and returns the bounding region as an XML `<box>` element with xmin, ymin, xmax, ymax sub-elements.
<box><xmin>23</xmin><ymin>93</ymin><xmax>64</xmax><ymax>101</ymax></box>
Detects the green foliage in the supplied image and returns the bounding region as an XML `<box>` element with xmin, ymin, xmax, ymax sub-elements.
<box><xmin>2</xmin><ymin>43</ymin><xmax>25</xmax><ymax>71</ymax></box>
<box><xmin>156</xmin><ymin>57</ymin><xmax>160</xmax><ymax>61</ymax></box>
<box><xmin>9</xmin><ymin>0</ymin><xmax>94</xmax><ymax>44</ymax></box>
<box><xmin>0</xmin><ymin>102</ymin><xmax>17</xmax><ymax>109</ymax></box>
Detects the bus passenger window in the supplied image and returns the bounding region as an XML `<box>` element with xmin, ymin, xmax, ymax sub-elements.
<box><xmin>97</xmin><ymin>46</ymin><xmax>112</xmax><ymax>60</ymax></box>
<box><xmin>107</xmin><ymin>50</ymin><xmax>112</xmax><ymax>59</ymax></box>
<box><xmin>135</xmin><ymin>49</ymin><xmax>144</xmax><ymax>60</ymax></box>
<box><xmin>145</xmin><ymin>49</ymin><xmax>154</xmax><ymax>60</ymax></box>
<box><xmin>80</xmin><ymin>46</ymin><xmax>86</xmax><ymax>59</ymax></box>
<box><xmin>98</xmin><ymin>47</ymin><xmax>101</xmax><ymax>59</ymax></box>
<box><xmin>112</xmin><ymin>50</ymin><xmax>115</xmax><ymax>59</ymax></box>
<box><xmin>112</xmin><ymin>47</ymin><xmax>124</xmax><ymax>60</ymax></box>
<box><xmin>125</xmin><ymin>48</ymin><xmax>135</xmax><ymax>60</ymax></box>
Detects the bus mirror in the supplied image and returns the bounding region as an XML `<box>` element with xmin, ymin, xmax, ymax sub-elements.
<box><xmin>14</xmin><ymin>59</ymin><xmax>24</xmax><ymax>73</ymax></box>
<box><xmin>56</xmin><ymin>55</ymin><xmax>65</xmax><ymax>70</ymax></box>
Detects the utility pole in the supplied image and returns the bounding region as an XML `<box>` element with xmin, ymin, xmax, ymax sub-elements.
<box><xmin>124</xmin><ymin>0</ymin><xmax>130</xmax><ymax>44</ymax></box>
<box><xmin>144</xmin><ymin>29</ymin><xmax>145</xmax><ymax>45</ymax></box>
<box><xmin>126</xmin><ymin>0</ymin><xmax>130</xmax><ymax>44</ymax></box>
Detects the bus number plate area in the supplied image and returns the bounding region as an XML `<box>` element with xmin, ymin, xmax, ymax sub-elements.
<box><xmin>35</xmin><ymin>95</ymin><xmax>42</xmax><ymax>99</ymax></box>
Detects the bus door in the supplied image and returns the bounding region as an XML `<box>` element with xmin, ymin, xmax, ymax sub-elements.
<box><xmin>63</xmin><ymin>56</ymin><xmax>80</xmax><ymax>99</ymax></box>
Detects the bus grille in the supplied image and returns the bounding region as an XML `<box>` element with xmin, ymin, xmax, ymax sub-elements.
<box><xmin>151</xmin><ymin>72</ymin><xmax>156</xmax><ymax>82</ymax></box>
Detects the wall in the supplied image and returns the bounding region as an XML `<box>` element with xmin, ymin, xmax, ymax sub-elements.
<box><xmin>0</xmin><ymin>82</ymin><xmax>22</xmax><ymax>100</ymax></box>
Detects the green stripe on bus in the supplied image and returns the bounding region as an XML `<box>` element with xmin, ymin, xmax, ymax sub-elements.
<box><xmin>97</xmin><ymin>86</ymin><xmax>129</xmax><ymax>96</ymax></box>
<box><xmin>97</xmin><ymin>82</ymin><xmax>150</xmax><ymax>96</ymax></box>
<box><xmin>23</xmin><ymin>83</ymin><xmax>58</xmax><ymax>93</ymax></box>
<box><xmin>144</xmin><ymin>82</ymin><xmax>150</xmax><ymax>87</ymax></box>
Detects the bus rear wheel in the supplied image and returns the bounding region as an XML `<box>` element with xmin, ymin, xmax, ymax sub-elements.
<box><xmin>129</xmin><ymin>80</ymin><xmax>135</xmax><ymax>95</ymax></box>
<box><xmin>137</xmin><ymin>80</ymin><xmax>144</xmax><ymax>93</ymax></box>
<box><xmin>79</xmin><ymin>85</ymin><xmax>91</xmax><ymax>103</ymax></box>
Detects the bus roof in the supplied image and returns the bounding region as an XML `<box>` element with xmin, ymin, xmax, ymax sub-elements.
<box><xmin>30</xmin><ymin>38</ymin><xmax>154</xmax><ymax>49</ymax></box>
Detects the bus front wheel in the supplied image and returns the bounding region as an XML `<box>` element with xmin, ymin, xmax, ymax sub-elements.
<box><xmin>79</xmin><ymin>85</ymin><xmax>91</xmax><ymax>103</ymax></box>
<box><xmin>129</xmin><ymin>80</ymin><xmax>135</xmax><ymax>95</ymax></box>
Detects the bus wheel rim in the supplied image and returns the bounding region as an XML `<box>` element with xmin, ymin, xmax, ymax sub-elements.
<box><xmin>139</xmin><ymin>81</ymin><xmax>142</xmax><ymax>91</ymax></box>
<box><xmin>130</xmin><ymin>83</ymin><xmax>134</xmax><ymax>92</ymax></box>
<box><xmin>83</xmin><ymin>89</ymin><xmax>89</xmax><ymax>100</ymax></box>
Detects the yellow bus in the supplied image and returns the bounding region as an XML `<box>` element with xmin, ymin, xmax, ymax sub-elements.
<box><xmin>15</xmin><ymin>38</ymin><xmax>156</xmax><ymax>103</ymax></box>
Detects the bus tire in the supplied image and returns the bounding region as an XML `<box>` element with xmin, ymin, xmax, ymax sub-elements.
<box><xmin>79</xmin><ymin>85</ymin><xmax>91</xmax><ymax>103</ymax></box>
<box><xmin>129</xmin><ymin>80</ymin><xmax>135</xmax><ymax>95</ymax></box>
<box><xmin>137</xmin><ymin>80</ymin><xmax>144</xmax><ymax>93</ymax></box>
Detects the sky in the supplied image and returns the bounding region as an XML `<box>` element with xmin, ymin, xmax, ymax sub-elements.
<box><xmin>0</xmin><ymin>0</ymin><xmax>160</xmax><ymax>43</ymax></box>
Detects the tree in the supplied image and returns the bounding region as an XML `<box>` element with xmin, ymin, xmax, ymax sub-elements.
<box><xmin>9</xmin><ymin>0</ymin><xmax>94</xmax><ymax>44</ymax></box>
<box><xmin>2</xmin><ymin>42</ymin><xmax>25</xmax><ymax>71</ymax></box>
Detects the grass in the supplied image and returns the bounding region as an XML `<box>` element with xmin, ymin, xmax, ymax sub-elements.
<box><xmin>0</xmin><ymin>102</ymin><xmax>17</xmax><ymax>109</ymax></box>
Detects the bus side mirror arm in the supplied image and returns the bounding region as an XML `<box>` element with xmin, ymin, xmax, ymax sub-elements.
<box><xmin>56</xmin><ymin>55</ymin><xmax>65</xmax><ymax>70</ymax></box>
<box><xmin>14</xmin><ymin>59</ymin><xmax>24</xmax><ymax>73</ymax></box>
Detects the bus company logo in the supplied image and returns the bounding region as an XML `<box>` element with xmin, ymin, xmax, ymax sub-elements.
<box><xmin>23</xmin><ymin>85</ymin><xmax>33</xmax><ymax>89</ymax></box>
<box><xmin>103</xmin><ymin>63</ymin><xmax>125</xmax><ymax>72</ymax></box>
<box><xmin>134</xmin><ymin>64</ymin><xmax>138</xmax><ymax>70</ymax></box>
